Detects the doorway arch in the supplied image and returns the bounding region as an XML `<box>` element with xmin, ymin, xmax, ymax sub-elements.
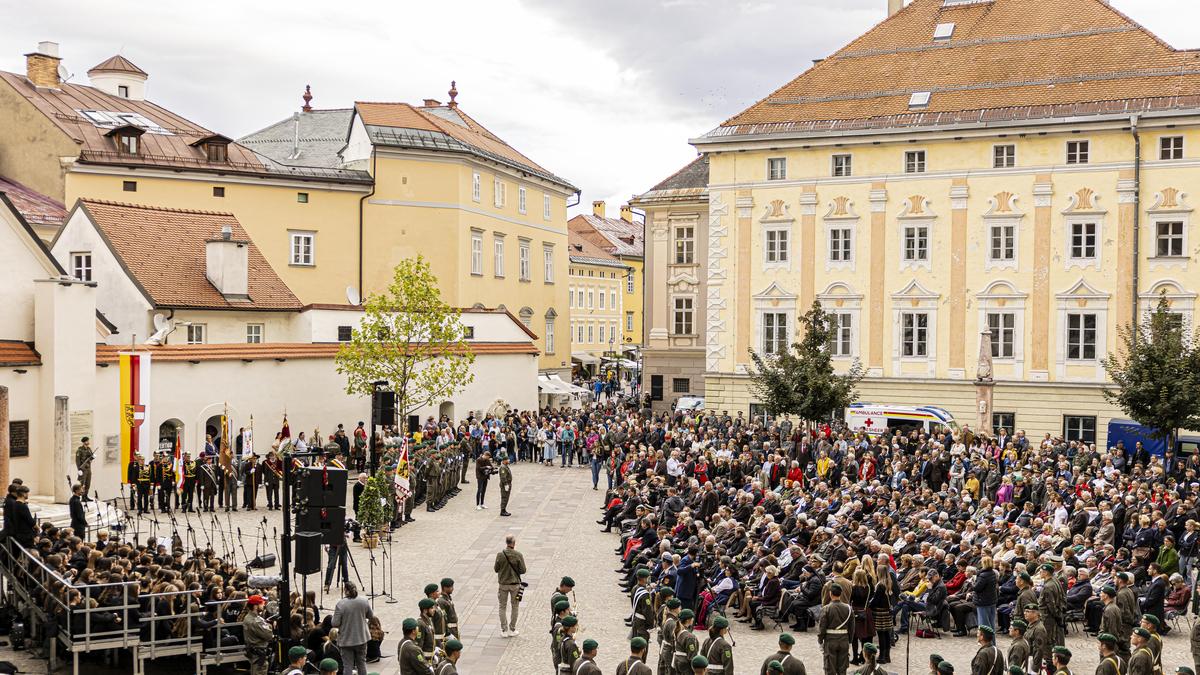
<box><xmin>438</xmin><ymin>401</ymin><xmax>455</xmax><ymax>424</ymax></box>
<box><xmin>158</xmin><ymin>419</ymin><xmax>184</xmax><ymax>456</ymax></box>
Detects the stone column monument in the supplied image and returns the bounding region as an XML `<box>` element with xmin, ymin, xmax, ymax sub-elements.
<box><xmin>975</xmin><ymin>330</ymin><xmax>995</xmax><ymax>435</ymax></box>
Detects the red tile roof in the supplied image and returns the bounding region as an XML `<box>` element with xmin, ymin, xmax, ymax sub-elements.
<box><xmin>77</xmin><ymin>200</ymin><xmax>301</xmax><ymax>311</ymax></box>
<box><xmin>95</xmin><ymin>341</ymin><xmax>538</xmax><ymax>364</ymax></box>
<box><xmin>0</xmin><ymin>341</ymin><xmax>41</xmax><ymax>367</ymax></box>
<box><xmin>711</xmin><ymin>0</ymin><xmax>1200</xmax><ymax>137</ymax></box>
<box><xmin>0</xmin><ymin>175</ymin><xmax>66</xmax><ymax>230</ymax></box>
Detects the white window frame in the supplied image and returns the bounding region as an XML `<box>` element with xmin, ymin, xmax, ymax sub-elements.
<box><xmin>289</xmin><ymin>231</ymin><xmax>315</xmax><ymax>266</ymax></box>
<box><xmin>1065</xmin><ymin>217</ymin><xmax>1102</xmax><ymax>270</ymax></box>
<box><xmin>576</xmin><ymin>322</ymin><xmax>584</xmax><ymax>344</ymax></box>
<box><xmin>993</xmin><ymin>144</ymin><xmax>1016</xmax><ymax>168</ymax></box>
<box><xmin>1064</xmin><ymin>312</ymin><xmax>1099</xmax><ymax>362</ymax></box>
<box><xmin>901</xmin><ymin>224</ymin><xmax>931</xmax><ymax>268</ymax></box>
<box><xmin>831</xmin><ymin>153</ymin><xmax>852</xmax><ymax>177</ymax></box>
<box><xmin>627</xmin><ymin>273</ymin><xmax>635</xmax><ymax>294</ymax></box>
<box><xmin>904</xmin><ymin>149</ymin><xmax>927</xmax><ymax>174</ymax></box>
<box><xmin>545</xmin><ymin>318</ymin><xmax>555</xmax><ymax>354</ymax></box>
<box><xmin>987</xmin><ymin>220</ymin><xmax>1018</xmax><ymax>269</ymax></box>
<box><xmin>186</xmin><ymin>323</ymin><xmax>207</xmax><ymax>345</ymax></box>
<box><xmin>977</xmin><ymin>281</ymin><xmax>1028</xmax><ymax>377</ymax></box>
<box><xmin>761</xmin><ymin>311</ymin><xmax>789</xmax><ymax>355</ymax></box>
<box><xmin>672</xmin><ymin>297</ymin><xmax>695</xmax><ymax>336</ymax></box>
<box><xmin>829</xmin><ymin>225</ymin><xmax>853</xmax><ymax>264</ymax></box>
<box><xmin>626</xmin><ymin>311</ymin><xmax>634</xmax><ymax>331</ymax></box>
<box><xmin>767</xmin><ymin>157</ymin><xmax>787</xmax><ymax>181</ymax></box>
<box><xmin>830</xmin><ymin>312</ymin><xmax>854</xmax><ymax>357</ymax></box>
<box><xmin>470</xmin><ymin>230</ymin><xmax>484</xmax><ymax>276</ymax></box>
<box><xmin>598</xmin><ymin>288</ymin><xmax>606</xmax><ymax>310</ymax></box>
<box><xmin>818</xmin><ymin>284</ymin><xmax>863</xmax><ymax>362</ymax></box>
<box><xmin>70</xmin><ymin>252</ymin><xmax>92</xmax><ymax>282</ymax></box>
<box><xmin>587</xmin><ymin>323</ymin><xmax>594</xmax><ymax>343</ymax></box>
<box><xmin>1066</xmin><ymin>140</ymin><xmax>1090</xmax><ymax>165</ymax></box>
<box><xmin>472</xmin><ymin>172</ymin><xmax>481</xmax><ymax>202</ymax></box>
<box><xmin>518</xmin><ymin>187</ymin><xmax>527</xmax><ymax>214</ymax></box>
<box><xmin>986</xmin><ymin>311</ymin><xmax>1016</xmax><ymax>359</ymax></box>
<box><xmin>543</xmin><ymin>194</ymin><xmax>552</xmax><ymax>220</ymax></box>
<box><xmin>1054</xmin><ymin>280</ymin><xmax>1109</xmax><ymax>381</ymax></box>
<box><xmin>899</xmin><ymin>311</ymin><xmax>930</xmax><ymax>359</ymax></box>
<box><xmin>1154</xmin><ymin>219</ymin><xmax>1186</xmax><ymax>258</ymax></box>
<box><xmin>246</xmin><ymin>323</ymin><xmax>264</xmax><ymax>344</ymax></box>
<box><xmin>518</xmin><ymin>239</ymin><xmax>531</xmax><ymax>281</ymax></box>
<box><xmin>891</xmin><ymin>281</ymin><xmax>939</xmax><ymax>375</ymax></box>
<box><xmin>587</xmin><ymin>289</ymin><xmax>594</xmax><ymax>309</ymax></box>
<box><xmin>610</xmin><ymin>289</ymin><xmax>617</xmax><ymax>311</ymax></box>
<box><xmin>493</xmin><ymin>235</ymin><xmax>505</xmax><ymax>277</ymax></box>
<box><xmin>543</xmin><ymin>245</ymin><xmax>554</xmax><ymax>283</ymax></box>
<box><xmin>763</xmin><ymin>226</ymin><xmax>790</xmax><ymax>268</ymax></box>
<box><xmin>674</xmin><ymin>225</ymin><xmax>695</xmax><ymax>264</ymax></box>
<box><xmin>493</xmin><ymin>178</ymin><xmax>506</xmax><ymax>208</ymax></box>
<box><xmin>599</xmin><ymin>323</ymin><xmax>606</xmax><ymax>344</ymax></box>
<box><xmin>1160</xmin><ymin>136</ymin><xmax>1184</xmax><ymax>161</ymax></box>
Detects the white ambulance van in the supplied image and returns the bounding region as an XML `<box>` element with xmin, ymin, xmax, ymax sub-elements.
<box><xmin>844</xmin><ymin>403</ymin><xmax>959</xmax><ymax>437</ymax></box>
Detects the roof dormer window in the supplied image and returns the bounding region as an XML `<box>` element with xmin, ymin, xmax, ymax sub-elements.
<box><xmin>106</xmin><ymin>124</ymin><xmax>145</xmax><ymax>155</ymax></box>
<box><xmin>933</xmin><ymin>23</ymin><xmax>955</xmax><ymax>41</ymax></box>
<box><xmin>190</xmin><ymin>134</ymin><xmax>233</xmax><ymax>163</ymax></box>
<box><xmin>909</xmin><ymin>91</ymin><xmax>931</xmax><ymax>109</ymax></box>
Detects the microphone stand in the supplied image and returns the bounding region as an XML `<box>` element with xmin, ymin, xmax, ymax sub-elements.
<box><xmin>236</xmin><ymin>528</ymin><xmax>253</xmax><ymax>570</ymax></box>
<box><xmin>384</xmin><ymin>530</ymin><xmax>397</xmax><ymax>604</ymax></box>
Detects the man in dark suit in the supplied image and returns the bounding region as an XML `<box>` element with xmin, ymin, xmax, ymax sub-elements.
<box><xmin>10</xmin><ymin>485</ymin><xmax>36</xmax><ymax>548</ymax></box>
<box><xmin>69</xmin><ymin>483</ymin><xmax>87</xmax><ymax>538</ymax></box>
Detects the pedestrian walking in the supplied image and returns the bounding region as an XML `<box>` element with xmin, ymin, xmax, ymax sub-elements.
<box><xmin>332</xmin><ymin>581</ymin><xmax>374</xmax><ymax>675</ymax></box>
<box><xmin>495</xmin><ymin>534</ymin><xmax>526</xmax><ymax>637</ymax></box>
<box><xmin>475</xmin><ymin>450</ymin><xmax>494</xmax><ymax>509</ymax></box>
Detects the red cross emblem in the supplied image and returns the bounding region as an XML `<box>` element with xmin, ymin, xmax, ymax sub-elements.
<box><xmin>864</xmin><ymin>418</ymin><xmax>874</xmax><ymax>428</ymax></box>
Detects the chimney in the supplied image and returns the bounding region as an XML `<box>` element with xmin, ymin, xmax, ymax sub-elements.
<box><xmin>25</xmin><ymin>41</ymin><xmax>61</xmax><ymax>89</ymax></box>
<box><xmin>888</xmin><ymin>0</ymin><xmax>903</xmax><ymax>16</ymax></box>
<box><xmin>423</xmin><ymin>99</ymin><xmax>441</xmax><ymax>107</ymax></box>
<box><xmin>206</xmin><ymin>226</ymin><xmax>249</xmax><ymax>300</ymax></box>
<box><xmin>620</xmin><ymin>204</ymin><xmax>634</xmax><ymax>222</ymax></box>
<box><xmin>592</xmin><ymin>200</ymin><xmax>606</xmax><ymax>218</ymax></box>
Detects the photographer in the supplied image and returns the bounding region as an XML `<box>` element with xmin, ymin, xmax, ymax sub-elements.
<box><xmin>475</xmin><ymin>451</ymin><xmax>496</xmax><ymax>510</ymax></box>
<box><xmin>242</xmin><ymin>595</ymin><xmax>275</xmax><ymax>675</ymax></box>
<box><xmin>494</xmin><ymin>534</ymin><xmax>526</xmax><ymax>637</ymax></box>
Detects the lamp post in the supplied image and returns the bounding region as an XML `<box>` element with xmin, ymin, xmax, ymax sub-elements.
<box><xmin>608</xmin><ymin>337</ymin><xmax>618</xmax><ymax>398</ymax></box>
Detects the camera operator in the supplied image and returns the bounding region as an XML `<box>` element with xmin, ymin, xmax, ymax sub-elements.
<box><xmin>475</xmin><ymin>451</ymin><xmax>496</xmax><ymax>510</ymax></box>
<box><xmin>242</xmin><ymin>594</ymin><xmax>275</xmax><ymax>675</ymax></box>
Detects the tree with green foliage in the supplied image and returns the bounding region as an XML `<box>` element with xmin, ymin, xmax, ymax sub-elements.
<box><xmin>748</xmin><ymin>300</ymin><xmax>865</xmax><ymax>423</ymax></box>
<box><xmin>355</xmin><ymin>471</ymin><xmax>392</xmax><ymax>535</ymax></box>
<box><xmin>335</xmin><ymin>255</ymin><xmax>475</xmax><ymax>421</ymax></box>
<box><xmin>1103</xmin><ymin>293</ymin><xmax>1200</xmax><ymax>448</ymax></box>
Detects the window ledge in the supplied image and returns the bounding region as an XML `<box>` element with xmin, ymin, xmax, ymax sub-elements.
<box><xmin>1149</xmin><ymin>255</ymin><xmax>1189</xmax><ymax>261</ymax></box>
<box><xmin>289</xmin><ymin>262</ymin><xmax>315</xmax><ymax>268</ymax></box>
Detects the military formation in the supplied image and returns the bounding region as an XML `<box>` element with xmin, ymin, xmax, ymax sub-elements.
<box><xmin>124</xmin><ymin>445</ymin><xmax>291</xmax><ymax>514</ymax></box>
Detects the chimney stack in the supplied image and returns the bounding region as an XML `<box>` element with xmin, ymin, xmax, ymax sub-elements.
<box><xmin>592</xmin><ymin>200</ymin><xmax>606</xmax><ymax>218</ymax></box>
<box><xmin>888</xmin><ymin>0</ymin><xmax>903</xmax><ymax>16</ymax></box>
<box><xmin>206</xmin><ymin>227</ymin><xmax>249</xmax><ymax>300</ymax></box>
<box><xmin>25</xmin><ymin>41</ymin><xmax>61</xmax><ymax>89</ymax></box>
<box><xmin>620</xmin><ymin>204</ymin><xmax>633</xmax><ymax>222</ymax></box>
<box><xmin>422</xmin><ymin>99</ymin><xmax>441</xmax><ymax>107</ymax></box>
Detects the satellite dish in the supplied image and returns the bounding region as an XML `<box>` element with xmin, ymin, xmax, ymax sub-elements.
<box><xmin>152</xmin><ymin>313</ymin><xmax>168</xmax><ymax>331</ymax></box>
<box><xmin>346</xmin><ymin>286</ymin><xmax>361</xmax><ymax>306</ymax></box>
<box><xmin>57</xmin><ymin>64</ymin><xmax>72</xmax><ymax>82</ymax></box>
<box><xmin>145</xmin><ymin>314</ymin><xmax>176</xmax><ymax>345</ymax></box>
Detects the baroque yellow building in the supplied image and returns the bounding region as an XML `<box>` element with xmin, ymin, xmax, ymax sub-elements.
<box><xmin>639</xmin><ymin>0</ymin><xmax>1200</xmax><ymax>445</ymax></box>
<box><xmin>567</xmin><ymin>212</ymin><xmax>632</xmax><ymax>372</ymax></box>
<box><xmin>568</xmin><ymin>201</ymin><xmax>644</xmax><ymax>347</ymax></box>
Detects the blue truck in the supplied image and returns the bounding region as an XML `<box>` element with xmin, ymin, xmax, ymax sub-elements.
<box><xmin>1106</xmin><ymin>419</ymin><xmax>1200</xmax><ymax>457</ymax></box>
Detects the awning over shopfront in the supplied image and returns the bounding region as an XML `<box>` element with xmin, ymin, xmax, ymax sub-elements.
<box><xmin>571</xmin><ymin>352</ymin><xmax>600</xmax><ymax>365</ymax></box>
<box><xmin>538</xmin><ymin>374</ymin><xmax>591</xmax><ymax>396</ymax></box>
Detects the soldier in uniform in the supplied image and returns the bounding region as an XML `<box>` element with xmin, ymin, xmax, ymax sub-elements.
<box><xmin>241</xmin><ymin>595</ymin><xmax>275</xmax><ymax>675</ymax></box>
<box><xmin>854</xmin><ymin>643</ymin><xmax>886</xmax><ymax>675</ymax></box>
<box><xmin>1014</xmin><ymin>573</ymin><xmax>1037</xmax><ymax>619</ymax></box>
<box><xmin>499</xmin><ymin>456</ymin><xmax>513</xmax><ymax>517</ymax></box>
<box><xmin>552</xmin><ymin>599</ymin><xmax>573</xmax><ymax>671</ymax></box>
<box><xmin>1115</xmin><ymin>573</ymin><xmax>1140</xmax><ymax>643</ymax></box>
<box><xmin>1138</xmin><ymin>614</ymin><xmax>1163</xmax><ymax>673</ymax></box>
<box><xmin>263</xmin><ymin>451</ymin><xmax>282</xmax><ymax>510</ymax></box>
<box><xmin>220</xmin><ymin>441</ymin><xmax>238</xmax><ymax>512</ymax></box>
<box><xmin>426</xmin><ymin>452</ymin><xmax>442</xmax><ymax>512</ymax></box>
<box><xmin>575</xmin><ymin>638</ymin><xmax>602</xmax><ymax>675</ymax></box>
<box><xmin>149</xmin><ymin>452</ymin><xmax>166</xmax><ymax>512</ymax></box>
<box><xmin>689</xmin><ymin>656</ymin><xmax>709</xmax><ymax>675</ymax></box>
<box><xmin>436</xmin><ymin>638</ymin><xmax>463</xmax><ymax>675</ymax></box>
<box><xmin>1024</xmin><ymin>603</ymin><xmax>1051</xmax><ymax>675</ymax></box>
<box><xmin>241</xmin><ymin>453</ymin><xmax>259</xmax><ymax>510</ymax></box>
<box><xmin>438</xmin><ymin>578</ymin><xmax>460</xmax><ymax>640</ymax></box>
<box><xmin>657</xmin><ymin>598</ymin><xmax>681</xmax><ymax>675</ymax></box>
<box><xmin>159</xmin><ymin>456</ymin><xmax>177</xmax><ymax>512</ymax></box>
<box><xmin>1128</xmin><ymin>628</ymin><xmax>1155</xmax><ymax>675</ymax></box>
<box><xmin>672</xmin><ymin>610</ymin><xmax>699</xmax><ymax>675</ymax></box>
<box><xmin>1006</xmin><ymin>620</ymin><xmax>1030</xmax><ymax>673</ymax></box>
<box><xmin>180</xmin><ymin>452</ymin><xmax>197</xmax><ymax>512</ymax></box>
<box><xmin>424</xmin><ymin>583</ymin><xmax>447</xmax><ymax>651</ymax></box>
<box><xmin>1050</xmin><ymin>646</ymin><xmax>1072</xmax><ymax>675</ymax></box>
<box><xmin>928</xmin><ymin>655</ymin><xmax>944</xmax><ymax>675</ymax></box>
<box><xmin>1095</xmin><ymin>634</ymin><xmax>1125</xmax><ymax>675</ymax></box>
<box><xmin>75</xmin><ymin>436</ymin><xmax>93</xmax><ymax>498</ymax></box>
<box><xmin>819</xmin><ymin>583</ymin><xmax>853</xmax><ymax>675</ymax></box>
<box><xmin>198</xmin><ymin>454</ymin><xmax>219</xmax><ymax>512</ymax></box>
<box><xmin>136</xmin><ymin>456</ymin><xmax>152</xmax><ymax>514</ymax></box>
<box><xmin>417</xmin><ymin>598</ymin><xmax>437</xmax><ymax>662</ymax></box>
<box><xmin>559</xmin><ymin>615</ymin><xmax>581</xmax><ymax>674</ymax></box>
<box><xmin>1098</xmin><ymin>585</ymin><xmax>1129</xmax><ymax>660</ymax></box>
<box><xmin>631</xmin><ymin>568</ymin><xmax>656</xmax><ymax>660</ymax></box>
<box><xmin>616</xmin><ymin>637</ymin><xmax>653</xmax><ymax>675</ymax></box>
<box><xmin>700</xmin><ymin>616</ymin><xmax>733</xmax><ymax>675</ymax></box>
<box><xmin>760</xmin><ymin>632</ymin><xmax>806</xmax><ymax>675</ymax></box>
<box><xmin>554</xmin><ymin>577</ymin><xmax>577</xmax><ymax>627</ymax></box>
<box><xmin>125</xmin><ymin>454</ymin><xmax>143</xmax><ymax>511</ymax></box>
<box><xmin>1039</xmin><ymin>564</ymin><xmax>1066</xmax><ymax>651</ymax></box>
<box><xmin>971</xmin><ymin>626</ymin><xmax>1004</xmax><ymax>675</ymax></box>
<box><xmin>938</xmin><ymin>662</ymin><xmax>956</xmax><ymax>675</ymax></box>
<box><xmin>398</xmin><ymin>617</ymin><xmax>434</xmax><ymax>675</ymax></box>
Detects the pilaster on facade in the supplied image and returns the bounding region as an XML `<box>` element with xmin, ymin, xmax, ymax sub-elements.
<box><xmin>705</xmin><ymin>193</ymin><xmax>730</xmax><ymax>373</ymax></box>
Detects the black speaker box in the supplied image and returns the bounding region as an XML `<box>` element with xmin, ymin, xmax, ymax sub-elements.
<box><xmin>373</xmin><ymin>390</ymin><xmax>396</xmax><ymax>426</ymax></box>
<box><xmin>294</xmin><ymin>531</ymin><xmax>322</xmax><ymax>575</ymax></box>
<box><xmin>296</xmin><ymin>466</ymin><xmax>347</xmax><ymax>507</ymax></box>
<box><xmin>296</xmin><ymin>506</ymin><xmax>346</xmax><ymax>546</ymax></box>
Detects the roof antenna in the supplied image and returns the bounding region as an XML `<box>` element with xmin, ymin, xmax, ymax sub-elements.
<box><xmin>448</xmin><ymin>80</ymin><xmax>458</xmax><ymax>109</ymax></box>
<box><xmin>301</xmin><ymin>84</ymin><xmax>312</xmax><ymax>113</ymax></box>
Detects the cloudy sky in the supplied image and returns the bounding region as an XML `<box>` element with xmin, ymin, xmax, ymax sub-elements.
<box><xmin>3</xmin><ymin>0</ymin><xmax>1197</xmax><ymax>216</ymax></box>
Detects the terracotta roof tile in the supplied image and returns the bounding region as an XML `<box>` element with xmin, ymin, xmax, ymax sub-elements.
<box><xmin>711</xmin><ymin>0</ymin><xmax>1200</xmax><ymax>136</ymax></box>
<box><xmin>0</xmin><ymin>175</ymin><xmax>66</xmax><ymax>228</ymax></box>
<box><xmin>575</xmin><ymin>214</ymin><xmax>643</xmax><ymax>258</ymax></box>
<box><xmin>95</xmin><ymin>341</ymin><xmax>537</xmax><ymax>364</ymax></box>
<box><xmin>0</xmin><ymin>341</ymin><xmax>40</xmax><ymax>367</ymax></box>
<box><xmin>78</xmin><ymin>200</ymin><xmax>301</xmax><ymax>311</ymax></box>
<box><xmin>87</xmin><ymin>55</ymin><xmax>147</xmax><ymax>76</ymax></box>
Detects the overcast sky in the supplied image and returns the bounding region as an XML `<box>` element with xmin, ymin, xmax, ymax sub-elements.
<box><xmin>3</xmin><ymin>0</ymin><xmax>1197</xmax><ymax>217</ymax></box>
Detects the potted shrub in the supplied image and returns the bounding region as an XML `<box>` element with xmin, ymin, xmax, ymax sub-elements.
<box><xmin>356</xmin><ymin>472</ymin><xmax>390</xmax><ymax>549</ymax></box>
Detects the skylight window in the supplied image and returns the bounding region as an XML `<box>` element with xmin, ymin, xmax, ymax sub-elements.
<box><xmin>909</xmin><ymin>92</ymin><xmax>931</xmax><ymax>109</ymax></box>
<box><xmin>933</xmin><ymin>22</ymin><xmax>955</xmax><ymax>41</ymax></box>
<box><xmin>76</xmin><ymin>109</ymin><xmax>172</xmax><ymax>135</ymax></box>
<box><xmin>942</xmin><ymin>0</ymin><xmax>993</xmax><ymax>6</ymax></box>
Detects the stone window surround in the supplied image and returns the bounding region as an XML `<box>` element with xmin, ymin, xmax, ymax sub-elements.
<box><xmin>1054</xmin><ymin>279</ymin><xmax>1109</xmax><ymax>382</ymax></box>
<box><xmin>976</xmin><ymin>280</ymin><xmax>1028</xmax><ymax>378</ymax></box>
<box><xmin>817</xmin><ymin>282</ymin><xmax>863</xmax><ymax>361</ymax></box>
<box><xmin>890</xmin><ymin>279</ymin><xmax>939</xmax><ymax>376</ymax></box>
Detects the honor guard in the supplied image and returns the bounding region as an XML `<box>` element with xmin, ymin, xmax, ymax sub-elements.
<box><xmin>672</xmin><ymin>610</ymin><xmax>699</xmax><ymax>675</ymax></box>
<box><xmin>1128</xmin><ymin>628</ymin><xmax>1155</xmax><ymax>675</ymax></box>
<box><xmin>853</xmin><ymin>643</ymin><xmax>885</xmax><ymax>675</ymax></box>
<box><xmin>135</xmin><ymin>457</ymin><xmax>152</xmax><ymax>514</ymax></box>
<box><xmin>552</xmin><ymin>599</ymin><xmax>573</xmax><ymax>672</ymax></box>
<box><xmin>616</xmin><ymin>637</ymin><xmax>653</xmax><ymax>675</ymax></box>
<box><xmin>149</xmin><ymin>452</ymin><xmax>167</xmax><ymax>512</ymax></box>
<box><xmin>558</xmin><ymin>615</ymin><xmax>581</xmax><ymax>673</ymax></box>
<box><xmin>761</xmin><ymin>633</ymin><xmax>806</xmax><ymax>675</ymax></box>
<box><xmin>1006</xmin><ymin>620</ymin><xmax>1031</xmax><ymax>673</ymax></box>
<box><xmin>1098</xmin><ymin>586</ymin><xmax>1129</xmax><ymax>659</ymax></box>
<box><xmin>1023</xmin><ymin>603</ymin><xmax>1051</xmax><ymax>675</ymax></box>
<box><xmin>1038</xmin><ymin>564</ymin><xmax>1067</xmax><ymax>650</ymax></box>
<box><xmin>1138</xmin><ymin>614</ymin><xmax>1163</xmax><ymax>673</ymax></box>
<box><xmin>438</xmin><ymin>578</ymin><xmax>460</xmax><ymax>640</ymax></box>
<box><xmin>75</xmin><ymin>436</ymin><xmax>94</xmax><ymax>498</ymax></box>
<box><xmin>160</xmin><ymin>456</ymin><xmax>177</xmax><ymax>512</ymax></box>
<box><xmin>180</xmin><ymin>453</ymin><xmax>197</xmax><ymax>512</ymax></box>
<box><xmin>699</xmin><ymin>616</ymin><xmax>733</xmax><ymax>675</ymax></box>
<box><xmin>554</xmin><ymin>577</ymin><xmax>577</xmax><ymax>627</ymax></box>
<box><xmin>436</xmin><ymin>638</ymin><xmax>463</xmax><ymax>675</ymax></box>
<box><xmin>423</xmin><ymin>584</ymin><xmax>447</xmax><ymax>650</ymax></box>
<box><xmin>398</xmin><ymin>618</ymin><xmax>433</xmax><ymax>675</ymax></box>
<box><xmin>263</xmin><ymin>451</ymin><xmax>282</xmax><ymax>510</ymax></box>
<box><xmin>630</xmin><ymin>568</ymin><xmax>655</xmax><ymax>654</ymax></box>
<box><xmin>198</xmin><ymin>455</ymin><xmax>219</xmax><ymax>512</ymax></box>
<box><xmin>818</xmin><ymin>583</ymin><xmax>853</xmax><ymax>675</ymax></box>
<box><xmin>970</xmin><ymin>626</ymin><xmax>1004</xmax><ymax>675</ymax></box>
<box><xmin>426</xmin><ymin>453</ymin><xmax>442</xmax><ymax>512</ymax></box>
<box><xmin>1050</xmin><ymin>646</ymin><xmax>1072</xmax><ymax>675</ymax></box>
<box><xmin>657</xmin><ymin>598</ymin><xmax>681</xmax><ymax>675</ymax></box>
<box><xmin>417</xmin><ymin>599</ymin><xmax>437</xmax><ymax>662</ymax></box>
<box><xmin>1094</xmin><ymin>634</ymin><xmax>1124</xmax><ymax>675</ymax></box>
<box><xmin>241</xmin><ymin>453</ymin><xmax>259</xmax><ymax>510</ymax></box>
<box><xmin>575</xmin><ymin>639</ymin><xmax>602</xmax><ymax>675</ymax></box>
<box><xmin>689</xmin><ymin>656</ymin><xmax>708</xmax><ymax>675</ymax></box>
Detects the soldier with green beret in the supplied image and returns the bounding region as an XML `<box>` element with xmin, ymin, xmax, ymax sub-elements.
<box><xmin>552</xmin><ymin>599</ymin><xmax>574</xmax><ymax>672</ymax></box>
<box><xmin>318</xmin><ymin>657</ymin><xmax>339</xmax><ymax>675</ymax></box>
<box><xmin>1023</xmin><ymin>602</ymin><xmax>1050</xmax><ymax>674</ymax></box>
<box><xmin>928</xmin><ymin>654</ymin><xmax>944</xmax><ymax>675</ymax></box>
<box><xmin>417</xmin><ymin>598</ymin><xmax>437</xmax><ymax>661</ymax></box>
<box><xmin>937</xmin><ymin>662</ymin><xmax>954</xmax><ymax>675</ymax></box>
<box><xmin>971</xmin><ymin>625</ymin><xmax>1004</xmax><ymax>675</ymax></box>
<box><xmin>283</xmin><ymin>645</ymin><xmax>308</xmax><ymax>675</ymax></box>
<box><xmin>767</xmin><ymin>661</ymin><xmax>785</xmax><ymax>674</ymax></box>
<box><xmin>423</xmin><ymin>583</ymin><xmax>447</xmax><ymax>649</ymax></box>
<box><xmin>1178</xmin><ymin>668</ymin><xmax>1196</xmax><ymax>675</ymax></box>
<box><xmin>436</xmin><ymin>638</ymin><xmax>463</xmax><ymax>675</ymax></box>
<box><xmin>1014</xmin><ymin>573</ymin><xmax>1037</xmax><ymax>621</ymax></box>
<box><xmin>1129</xmin><ymin>628</ymin><xmax>1154</xmax><ymax>675</ymax></box>
<box><xmin>398</xmin><ymin>617</ymin><xmax>433</xmax><ymax>675</ymax></box>
<box><xmin>1050</xmin><ymin>646</ymin><xmax>1071</xmax><ymax>675</ymax></box>
<box><xmin>819</xmin><ymin>582</ymin><xmax>852</xmax><ymax>675</ymax></box>
<box><xmin>1115</xmin><ymin>573</ymin><xmax>1139</xmax><ymax>651</ymax></box>
<box><xmin>1139</xmin><ymin>614</ymin><xmax>1163</xmax><ymax>670</ymax></box>
<box><xmin>1007</xmin><ymin>667</ymin><xmax>1023</xmax><ymax>675</ymax></box>
<box><xmin>690</xmin><ymin>655</ymin><xmax>709</xmax><ymax>675</ymax></box>
<box><xmin>1038</xmin><ymin>564</ymin><xmax>1066</xmax><ymax>655</ymax></box>
<box><xmin>576</xmin><ymin>638</ymin><xmax>602</xmax><ymax>675</ymax></box>
<box><xmin>1007</xmin><ymin>619</ymin><xmax>1030</xmax><ymax>673</ymax></box>
<box><xmin>673</xmin><ymin>609</ymin><xmax>699</xmax><ymax>675</ymax></box>
<box><xmin>438</xmin><ymin>578</ymin><xmax>460</xmax><ymax>640</ymax></box>
<box><xmin>1095</xmin><ymin>633</ymin><xmax>1123</xmax><ymax>675</ymax></box>
<box><xmin>701</xmin><ymin>615</ymin><xmax>733</xmax><ymax>675</ymax></box>
<box><xmin>558</xmin><ymin>615</ymin><xmax>581</xmax><ymax>673</ymax></box>
<box><xmin>760</xmin><ymin>632</ymin><xmax>805</xmax><ymax>675</ymax></box>
<box><xmin>630</xmin><ymin>568</ymin><xmax>656</xmax><ymax>658</ymax></box>
<box><xmin>853</xmin><ymin>642</ymin><xmax>885</xmax><ymax>675</ymax></box>
<box><xmin>658</xmin><ymin>597</ymin><xmax>682</xmax><ymax>675</ymax></box>
<box><xmin>1095</xmin><ymin>584</ymin><xmax>1127</xmax><ymax>660</ymax></box>
<box><xmin>554</xmin><ymin>577</ymin><xmax>576</xmax><ymax>628</ymax></box>
<box><xmin>617</xmin><ymin>636</ymin><xmax>653</xmax><ymax>675</ymax></box>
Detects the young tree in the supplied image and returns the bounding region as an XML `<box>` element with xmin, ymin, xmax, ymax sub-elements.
<box><xmin>335</xmin><ymin>255</ymin><xmax>475</xmax><ymax>423</ymax></box>
<box><xmin>1103</xmin><ymin>294</ymin><xmax>1200</xmax><ymax>448</ymax></box>
<box><xmin>748</xmin><ymin>300</ymin><xmax>865</xmax><ymax>423</ymax></box>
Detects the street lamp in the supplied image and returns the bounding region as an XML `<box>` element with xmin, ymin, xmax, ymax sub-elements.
<box><xmin>609</xmin><ymin>337</ymin><xmax>618</xmax><ymax>396</ymax></box>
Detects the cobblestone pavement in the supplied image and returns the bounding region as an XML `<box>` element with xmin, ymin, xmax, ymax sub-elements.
<box><xmin>3</xmin><ymin>466</ymin><xmax>1195</xmax><ymax>674</ymax></box>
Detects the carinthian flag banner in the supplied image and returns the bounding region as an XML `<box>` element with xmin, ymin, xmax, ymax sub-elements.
<box><xmin>119</xmin><ymin>352</ymin><xmax>151</xmax><ymax>483</ymax></box>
